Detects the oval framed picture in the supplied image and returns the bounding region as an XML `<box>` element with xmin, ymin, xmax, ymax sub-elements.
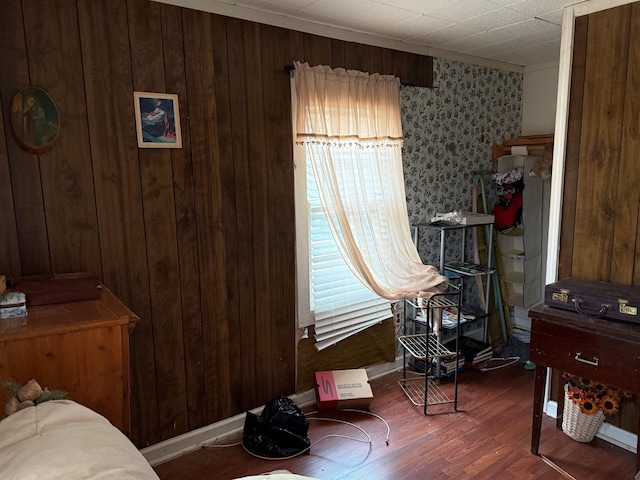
<box><xmin>10</xmin><ymin>86</ymin><xmax>60</xmax><ymax>154</ymax></box>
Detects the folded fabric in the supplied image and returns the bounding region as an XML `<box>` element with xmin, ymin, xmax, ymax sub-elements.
<box><xmin>491</xmin><ymin>167</ymin><xmax>524</xmax><ymax>186</ymax></box>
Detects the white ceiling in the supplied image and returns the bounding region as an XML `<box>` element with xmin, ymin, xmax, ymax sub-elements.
<box><xmin>161</xmin><ymin>0</ymin><xmax>592</xmax><ymax>69</ymax></box>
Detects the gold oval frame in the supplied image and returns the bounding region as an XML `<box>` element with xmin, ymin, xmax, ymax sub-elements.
<box><xmin>10</xmin><ymin>86</ymin><xmax>60</xmax><ymax>155</ymax></box>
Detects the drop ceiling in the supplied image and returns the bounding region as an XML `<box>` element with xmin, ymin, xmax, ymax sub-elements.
<box><xmin>158</xmin><ymin>0</ymin><xmax>592</xmax><ymax>70</ymax></box>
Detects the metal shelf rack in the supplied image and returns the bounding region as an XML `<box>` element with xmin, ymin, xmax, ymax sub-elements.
<box><xmin>397</xmin><ymin>218</ymin><xmax>496</xmax><ymax>414</ymax></box>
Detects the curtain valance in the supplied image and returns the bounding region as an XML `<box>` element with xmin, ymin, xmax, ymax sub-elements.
<box><xmin>294</xmin><ymin>61</ymin><xmax>404</xmax><ymax>146</ymax></box>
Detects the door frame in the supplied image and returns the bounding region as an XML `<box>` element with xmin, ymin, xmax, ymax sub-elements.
<box><xmin>545</xmin><ymin>0</ymin><xmax>640</xmax><ymax>453</ymax></box>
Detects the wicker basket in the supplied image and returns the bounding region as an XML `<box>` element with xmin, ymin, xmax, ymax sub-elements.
<box><xmin>561</xmin><ymin>384</ymin><xmax>605</xmax><ymax>442</ymax></box>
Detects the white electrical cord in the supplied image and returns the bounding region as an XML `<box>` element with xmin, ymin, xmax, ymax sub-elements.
<box><xmin>311</xmin><ymin>409</ymin><xmax>391</xmax><ymax>446</ymax></box>
<box><xmin>479</xmin><ymin>356</ymin><xmax>520</xmax><ymax>371</ymax></box>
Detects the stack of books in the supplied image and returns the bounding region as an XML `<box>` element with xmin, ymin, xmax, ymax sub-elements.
<box><xmin>432</xmin><ymin>354</ymin><xmax>465</xmax><ymax>377</ymax></box>
<box><xmin>445</xmin><ymin>261</ymin><xmax>491</xmax><ymax>276</ymax></box>
<box><xmin>445</xmin><ymin>335</ymin><xmax>493</xmax><ymax>368</ymax></box>
<box><xmin>440</xmin><ymin>305</ymin><xmax>484</xmax><ymax>329</ymax></box>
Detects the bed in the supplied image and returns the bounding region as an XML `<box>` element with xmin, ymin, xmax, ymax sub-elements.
<box><xmin>0</xmin><ymin>400</ymin><xmax>160</xmax><ymax>479</ymax></box>
<box><xmin>0</xmin><ymin>399</ymin><xmax>321</xmax><ymax>480</ymax></box>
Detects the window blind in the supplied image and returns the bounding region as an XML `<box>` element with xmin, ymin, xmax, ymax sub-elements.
<box><xmin>307</xmin><ymin>155</ymin><xmax>391</xmax><ymax>351</ymax></box>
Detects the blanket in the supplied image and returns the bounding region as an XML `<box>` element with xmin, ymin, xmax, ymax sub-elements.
<box><xmin>0</xmin><ymin>400</ymin><xmax>159</xmax><ymax>480</ymax></box>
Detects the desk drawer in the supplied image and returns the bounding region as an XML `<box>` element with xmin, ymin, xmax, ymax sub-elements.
<box><xmin>530</xmin><ymin>318</ymin><xmax>640</xmax><ymax>391</ymax></box>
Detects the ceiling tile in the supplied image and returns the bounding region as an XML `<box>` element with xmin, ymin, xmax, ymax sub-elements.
<box><xmin>168</xmin><ymin>0</ymin><xmax>596</xmax><ymax>67</ymax></box>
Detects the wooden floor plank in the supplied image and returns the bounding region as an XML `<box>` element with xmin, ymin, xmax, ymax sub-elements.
<box><xmin>154</xmin><ymin>365</ymin><xmax>636</xmax><ymax>480</ymax></box>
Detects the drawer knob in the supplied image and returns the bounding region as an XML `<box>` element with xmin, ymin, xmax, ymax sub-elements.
<box><xmin>574</xmin><ymin>352</ymin><xmax>599</xmax><ymax>366</ymax></box>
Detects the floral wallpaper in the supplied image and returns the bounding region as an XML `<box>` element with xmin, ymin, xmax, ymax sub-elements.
<box><xmin>401</xmin><ymin>58</ymin><xmax>523</xmax><ymax>268</ymax></box>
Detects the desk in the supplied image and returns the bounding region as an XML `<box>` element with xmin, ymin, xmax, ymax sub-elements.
<box><xmin>529</xmin><ymin>305</ymin><xmax>640</xmax><ymax>471</ymax></box>
<box><xmin>0</xmin><ymin>285</ymin><xmax>137</xmax><ymax>435</ymax></box>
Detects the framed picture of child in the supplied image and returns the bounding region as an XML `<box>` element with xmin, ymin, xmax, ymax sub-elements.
<box><xmin>133</xmin><ymin>92</ymin><xmax>182</xmax><ymax>148</ymax></box>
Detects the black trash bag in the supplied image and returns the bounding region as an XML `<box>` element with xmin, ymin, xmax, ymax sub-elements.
<box><xmin>242</xmin><ymin>395</ymin><xmax>311</xmax><ymax>458</ymax></box>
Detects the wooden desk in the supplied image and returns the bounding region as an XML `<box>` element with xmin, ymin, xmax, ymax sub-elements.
<box><xmin>529</xmin><ymin>305</ymin><xmax>640</xmax><ymax>471</ymax></box>
<box><xmin>0</xmin><ymin>285</ymin><xmax>137</xmax><ymax>435</ymax></box>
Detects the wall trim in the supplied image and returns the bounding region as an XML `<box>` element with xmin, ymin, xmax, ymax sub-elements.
<box><xmin>141</xmin><ymin>357</ymin><xmax>403</xmax><ymax>467</ymax></box>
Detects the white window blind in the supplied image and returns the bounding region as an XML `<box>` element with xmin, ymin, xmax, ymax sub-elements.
<box><xmin>306</xmin><ymin>150</ymin><xmax>391</xmax><ymax>351</ymax></box>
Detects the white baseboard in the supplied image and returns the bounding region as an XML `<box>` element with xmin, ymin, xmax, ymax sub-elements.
<box><xmin>545</xmin><ymin>400</ymin><xmax>637</xmax><ymax>454</ymax></box>
<box><xmin>141</xmin><ymin>357</ymin><xmax>403</xmax><ymax>467</ymax></box>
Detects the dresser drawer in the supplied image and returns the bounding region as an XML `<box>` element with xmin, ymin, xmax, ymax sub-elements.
<box><xmin>530</xmin><ymin>307</ymin><xmax>640</xmax><ymax>392</ymax></box>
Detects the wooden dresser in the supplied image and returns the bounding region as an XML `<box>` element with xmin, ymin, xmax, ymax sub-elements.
<box><xmin>529</xmin><ymin>305</ymin><xmax>640</xmax><ymax>470</ymax></box>
<box><xmin>0</xmin><ymin>285</ymin><xmax>137</xmax><ymax>435</ymax></box>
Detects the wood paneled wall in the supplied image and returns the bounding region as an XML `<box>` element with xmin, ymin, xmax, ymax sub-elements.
<box><xmin>558</xmin><ymin>2</ymin><xmax>640</xmax><ymax>433</ymax></box>
<box><xmin>560</xmin><ymin>3</ymin><xmax>640</xmax><ymax>284</ymax></box>
<box><xmin>0</xmin><ymin>0</ymin><xmax>432</xmax><ymax>447</ymax></box>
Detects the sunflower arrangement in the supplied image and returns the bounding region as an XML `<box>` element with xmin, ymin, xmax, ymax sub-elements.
<box><xmin>563</xmin><ymin>373</ymin><xmax>632</xmax><ymax>416</ymax></box>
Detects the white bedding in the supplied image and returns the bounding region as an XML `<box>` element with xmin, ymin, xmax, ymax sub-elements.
<box><xmin>0</xmin><ymin>400</ymin><xmax>159</xmax><ymax>480</ymax></box>
<box><xmin>234</xmin><ymin>471</ymin><xmax>319</xmax><ymax>480</ymax></box>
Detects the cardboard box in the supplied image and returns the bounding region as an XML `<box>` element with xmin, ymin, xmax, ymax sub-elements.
<box><xmin>314</xmin><ymin>369</ymin><xmax>373</xmax><ymax>411</ymax></box>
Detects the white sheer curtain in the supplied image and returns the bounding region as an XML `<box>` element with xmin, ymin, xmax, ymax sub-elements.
<box><xmin>293</xmin><ymin>61</ymin><xmax>448</xmax><ymax>301</ymax></box>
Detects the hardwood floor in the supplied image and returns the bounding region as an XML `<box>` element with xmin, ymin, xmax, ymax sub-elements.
<box><xmin>153</xmin><ymin>364</ymin><xmax>637</xmax><ymax>480</ymax></box>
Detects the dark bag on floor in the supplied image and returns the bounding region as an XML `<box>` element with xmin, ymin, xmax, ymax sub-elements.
<box><xmin>242</xmin><ymin>396</ymin><xmax>310</xmax><ymax>458</ymax></box>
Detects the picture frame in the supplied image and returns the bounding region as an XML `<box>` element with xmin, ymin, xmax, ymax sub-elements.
<box><xmin>133</xmin><ymin>91</ymin><xmax>182</xmax><ymax>148</ymax></box>
<box><xmin>10</xmin><ymin>86</ymin><xmax>60</xmax><ymax>155</ymax></box>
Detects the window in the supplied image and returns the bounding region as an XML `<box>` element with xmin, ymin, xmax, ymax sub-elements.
<box><xmin>296</xmin><ymin>143</ymin><xmax>391</xmax><ymax>351</ymax></box>
<box><xmin>292</xmin><ymin>62</ymin><xmax>447</xmax><ymax>351</ymax></box>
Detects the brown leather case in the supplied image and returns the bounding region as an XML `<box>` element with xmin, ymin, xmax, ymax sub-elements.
<box><xmin>15</xmin><ymin>273</ymin><xmax>102</xmax><ymax>306</ymax></box>
<box><xmin>544</xmin><ymin>277</ymin><xmax>640</xmax><ymax>324</ymax></box>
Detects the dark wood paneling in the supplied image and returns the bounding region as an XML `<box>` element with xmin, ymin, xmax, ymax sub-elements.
<box><xmin>0</xmin><ymin>92</ymin><xmax>20</xmax><ymax>275</ymax></box>
<box><xmin>561</xmin><ymin>3</ymin><xmax>640</xmax><ymax>439</ymax></box>
<box><xmin>0</xmin><ymin>0</ymin><xmax>430</xmax><ymax>447</ymax></box>
<box><xmin>244</xmin><ymin>20</ymin><xmax>274</xmax><ymax>405</ymax></box>
<box><xmin>260</xmin><ymin>24</ymin><xmax>297</xmax><ymax>397</ymax></box>
<box><xmin>571</xmin><ymin>6</ymin><xmax>631</xmax><ymax>281</ymax></box>
<box><xmin>23</xmin><ymin>0</ymin><xmax>102</xmax><ymax>277</ymax></box>
<box><xmin>0</xmin><ymin>0</ymin><xmax>50</xmax><ymax>275</ymax></box>
<box><xmin>160</xmin><ymin>3</ymin><xmax>207</xmax><ymax>432</ymax></box>
<box><xmin>303</xmin><ymin>33</ymin><xmax>332</xmax><ymax>67</ymax></box>
<box><xmin>559</xmin><ymin>16</ymin><xmax>588</xmax><ymax>280</ymax></box>
<box><xmin>181</xmin><ymin>8</ymin><xmax>233</xmax><ymax>424</ymax></box>
<box><xmin>344</xmin><ymin>41</ymin><xmax>370</xmax><ymax>73</ymax></box>
<box><xmin>76</xmin><ymin>0</ymin><xmax>157</xmax><ymax>445</ymax></box>
<box><xmin>331</xmin><ymin>38</ymin><xmax>346</xmax><ymax>69</ymax></box>
<box><xmin>128</xmin><ymin>0</ymin><xmax>188</xmax><ymax>441</ymax></box>
<box><xmin>211</xmin><ymin>13</ymin><xmax>244</xmax><ymax>416</ymax></box>
<box><xmin>416</xmin><ymin>54</ymin><xmax>434</xmax><ymax>88</ymax></box>
<box><xmin>404</xmin><ymin>53</ymin><xmax>421</xmax><ymax>87</ymax></box>
<box><xmin>615</xmin><ymin>3</ymin><xmax>640</xmax><ymax>285</ymax></box>
<box><xmin>369</xmin><ymin>46</ymin><xmax>395</xmax><ymax>81</ymax></box>
<box><xmin>227</xmin><ymin>18</ymin><xmax>273</xmax><ymax>409</ymax></box>
<box><xmin>289</xmin><ymin>30</ymin><xmax>305</xmax><ymax>64</ymax></box>
<box><xmin>392</xmin><ymin>50</ymin><xmax>410</xmax><ymax>86</ymax></box>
